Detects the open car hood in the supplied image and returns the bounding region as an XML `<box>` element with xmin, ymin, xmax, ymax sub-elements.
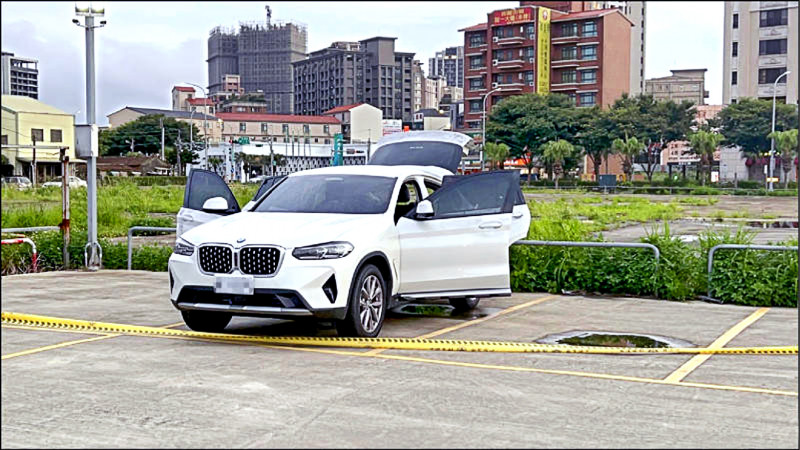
<box><xmin>368</xmin><ymin>131</ymin><xmax>474</xmax><ymax>173</ymax></box>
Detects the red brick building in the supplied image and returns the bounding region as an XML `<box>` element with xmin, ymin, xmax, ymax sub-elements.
<box><xmin>459</xmin><ymin>2</ymin><xmax>633</xmax><ymax>138</ymax></box>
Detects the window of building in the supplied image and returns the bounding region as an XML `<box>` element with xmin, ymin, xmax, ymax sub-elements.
<box><xmin>525</xmin><ymin>23</ymin><xmax>535</xmax><ymax>39</ymax></box>
<box><xmin>561</xmin><ymin>69</ymin><xmax>577</xmax><ymax>83</ymax></box>
<box><xmin>492</xmin><ymin>73</ymin><xmax>515</xmax><ymax>84</ymax></box>
<box><xmin>561</xmin><ymin>22</ymin><xmax>578</xmax><ymax>37</ymax></box>
<box><xmin>469</xmin><ymin>77</ymin><xmax>485</xmax><ymax>89</ymax></box>
<box><xmin>303</xmin><ymin>124</ymin><xmax>310</xmax><ymax>134</ymax></box>
<box><xmin>759</xmin><ymin>67</ymin><xmax>788</xmax><ymax>84</ymax></box>
<box><xmin>469</xmin><ymin>33</ymin><xmax>486</xmax><ymax>47</ymax></box>
<box><xmin>582</xmin><ymin>21</ymin><xmax>598</xmax><ymax>37</ymax></box>
<box><xmin>732</xmin><ymin>13</ymin><xmax>738</xmax><ymax>28</ymax></box>
<box><xmin>495</xmin><ymin>49</ymin><xmax>516</xmax><ymax>62</ymax></box>
<box><xmin>731</xmin><ymin>71</ymin><xmax>738</xmax><ymax>85</ymax></box>
<box><xmin>732</xmin><ymin>41</ymin><xmax>738</xmax><ymax>57</ymax></box>
<box><xmin>469</xmin><ymin>99</ymin><xmax>482</xmax><ymax>111</ymax></box>
<box><xmin>580</xmin><ymin>69</ymin><xmax>597</xmax><ymax>84</ymax></box>
<box><xmin>49</xmin><ymin>129</ymin><xmax>62</xmax><ymax>143</ymax></box>
<box><xmin>261</xmin><ymin>122</ymin><xmax>268</xmax><ymax>132</ymax></box>
<box><xmin>470</xmin><ymin>55</ymin><xmax>484</xmax><ymax>69</ymax></box>
<box><xmin>561</xmin><ymin>46</ymin><xmax>577</xmax><ymax>60</ymax></box>
<box><xmin>323</xmin><ymin>124</ymin><xmax>330</xmax><ymax>133</ymax></box>
<box><xmin>580</xmin><ymin>45</ymin><xmax>597</xmax><ymax>60</ymax></box>
<box><xmin>282</xmin><ymin>124</ymin><xmax>289</xmax><ymax>134</ymax></box>
<box><xmin>759</xmin><ymin>39</ymin><xmax>788</xmax><ymax>55</ymax></box>
<box><xmin>760</xmin><ymin>8</ymin><xmax>788</xmax><ymax>27</ymax></box>
<box><xmin>523</xmin><ymin>71</ymin><xmax>534</xmax><ymax>83</ymax></box>
<box><xmin>0</xmin><ymin>135</ymin><xmax>7</xmax><ymax>145</ymax></box>
<box><xmin>494</xmin><ymin>26</ymin><xmax>515</xmax><ymax>38</ymax></box>
<box><xmin>31</xmin><ymin>128</ymin><xmax>44</xmax><ymax>142</ymax></box>
<box><xmin>579</xmin><ymin>92</ymin><xmax>596</xmax><ymax>107</ymax></box>
<box><xmin>524</xmin><ymin>46</ymin><xmax>535</xmax><ymax>59</ymax></box>
<box><xmin>324</xmin><ymin>139</ymin><xmax>331</xmax><ymax>144</ymax></box>
<box><xmin>567</xmin><ymin>92</ymin><xmax>576</xmax><ymax>104</ymax></box>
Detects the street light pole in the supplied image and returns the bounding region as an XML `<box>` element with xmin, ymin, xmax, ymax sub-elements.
<box><xmin>184</xmin><ymin>82</ymin><xmax>210</xmax><ymax>170</ymax></box>
<box><xmin>482</xmin><ymin>87</ymin><xmax>502</xmax><ymax>172</ymax></box>
<box><xmin>73</xmin><ymin>2</ymin><xmax>106</xmax><ymax>270</ymax></box>
<box><xmin>768</xmin><ymin>70</ymin><xmax>791</xmax><ymax>192</ymax></box>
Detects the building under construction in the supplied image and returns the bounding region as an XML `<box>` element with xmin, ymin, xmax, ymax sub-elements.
<box><xmin>208</xmin><ymin>6</ymin><xmax>307</xmax><ymax>114</ymax></box>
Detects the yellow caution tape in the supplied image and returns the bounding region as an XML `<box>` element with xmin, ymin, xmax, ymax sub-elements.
<box><xmin>2</xmin><ymin>311</ymin><xmax>797</xmax><ymax>355</ymax></box>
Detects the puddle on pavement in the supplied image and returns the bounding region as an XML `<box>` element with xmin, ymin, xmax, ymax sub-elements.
<box><xmin>536</xmin><ymin>331</ymin><xmax>694</xmax><ymax>348</ymax></box>
<box><xmin>390</xmin><ymin>303</ymin><xmax>502</xmax><ymax>320</ymax></box>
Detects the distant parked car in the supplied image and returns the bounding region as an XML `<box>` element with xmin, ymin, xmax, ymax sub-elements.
<box><xmin>2</xmin><ymin>176</ymin><xmax>32</xmax><ymax>189</ymax></box>
<box><xmin>42</xmin><ymin>176</ymin><xmax>87</xmax><ymax>189</ymax></box>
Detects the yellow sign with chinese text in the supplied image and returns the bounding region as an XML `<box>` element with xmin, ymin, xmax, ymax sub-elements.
<box><xmin>537</xmin><ymin>7</ymin><xmax>551</xmax><ymax>93</ymax></box>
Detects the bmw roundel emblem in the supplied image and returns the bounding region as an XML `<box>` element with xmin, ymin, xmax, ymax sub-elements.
<box><xmin>237</xmin><ymin>237</ymin><xmax>246</xmax><ymax>244</ymax></box>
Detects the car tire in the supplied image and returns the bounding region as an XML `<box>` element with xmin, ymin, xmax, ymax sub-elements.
<box><xmin>449</xmin><ymin>297</ymin><xmax>480</xmax><ymax>312</ymax></box>
<box><xmin>337</xmin><ymin>264</ymin><xmax>386</xmax><ymax>338</ymax></box>
<box><xmin>180</xmin><ymin>310</ymin><xmax>232</xmax><ymax>332</ymax></box>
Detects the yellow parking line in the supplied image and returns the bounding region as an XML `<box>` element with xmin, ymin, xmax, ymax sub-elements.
<box><xmin>0</xmin><ymin>320</ymin><xmax>185</xmax><ymax>360</ymax></box>
<box><xmin>363</xmin><ymin>294</ymin><xmax>558</xmax><ymax>356</ymax></box>
<box><xmin>141</xmin><ymin>331</ymin><xmax>797</xmax><ymax>397</ymax></box>
<box><xmin>664</xmin><ymin>308</ymin><xmax>770</xmax><ymax>383</ymax></box>
<box><xmin>1</xmin><ymin>334</ymin><xmax>120</xmax><ymax>360</ymax></box>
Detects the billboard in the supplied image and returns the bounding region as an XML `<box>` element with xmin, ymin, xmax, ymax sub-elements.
<box><xmin>536</xmin><ymin>7</ymin><xmax>551</xmax><ymax>94</ymax></box>
<box><xmin>382</xmin><ymin>119</ymin><xmax>402</xmax><ymax>136</ymax></box>
<box><xmin>491</xmin><ymin>7</ymin><xmax>533</xmax><ymax>26</ymax></box>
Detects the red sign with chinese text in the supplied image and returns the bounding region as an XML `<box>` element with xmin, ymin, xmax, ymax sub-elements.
<box><xmin>491</xmin><ymin>7</ymin><xmax>533</xmax><ymax>26</ymax></box>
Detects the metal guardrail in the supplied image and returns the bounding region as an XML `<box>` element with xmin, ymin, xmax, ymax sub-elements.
<box><xmin>1</xmin><ymin>237</ymin><xmax>38</xmax><ymax>272</ymax></box>
<box><xmin>1</xmin><ymin>226</ymin><xmax>60</xmax><ymax>234</ymax></box>
<box><xmin>127</xmin><ymin>226</ymin><xmax>176</xmax><ymax>270</ymax></box>
<box><xmin>521</xmin><ymin>185</ymin><xmax>797</xmax><ymax>195</ymax></box>
<box><xmin>706</xmin><ymin>244</ymin><xmax>798</xmax><ymax>302</ymax></box>
<box><xmin>514</xmin><ymin>240</ymin><xmax>660</xmax><ymax>263</ymax></box>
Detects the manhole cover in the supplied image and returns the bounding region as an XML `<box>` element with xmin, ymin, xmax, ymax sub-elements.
<box><xmin>536</xmin><ymin>331</ymin><xmax>693</xmax><ymax>348</ymax></box>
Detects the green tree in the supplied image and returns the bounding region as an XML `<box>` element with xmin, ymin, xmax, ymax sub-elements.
<box><xmin>611</xmin><ymin>135</ymin><xmax>644</xmax><ymax>182</ymax></box>
<box><xmin>541</xmin><ymin>139</ymin><xmax>574</xmax><ymax>189</ymax></box>
<box><xmin>207</xmin><ymin>156</ymin><xmax>224</xmax><ymax>175</ymax></box>
<box><xmin>165</xmin><ymin>141</ymin><xmax>200</xmax><ymax>176</ymax></box>
<box><xmin>574</xmin><ymin>106</ymin><xmax>613</xmax><ymax>181</ymax></box>
<box><xmin>716</xmin><ymin>98</ymin><xmax>798</xmax><ymax>179</ymax></box>
<box><xmin>767</xmin><ymin>129</ymin><xmax>798</xmax><ymax>188</ymax></box>
<box><xmin>484</xmin><ymin>142</ymin><xmax>510</xmax><ymax>170</ymax></box>
<box><xmin>486</xmin><ymin>93</ymin><xmax>577</xmax><ymax>184</ymax></box>
<box><xmin>99</xmin><ymin>114</ymin><xmax>198</xmax><ymax>157</ymax></box>
<box><xmin>688</xmin><ymin>130</ymin><xmax>725</xmax><ymax>186</ymax></box>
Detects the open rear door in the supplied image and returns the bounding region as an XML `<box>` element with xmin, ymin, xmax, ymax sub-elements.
<box><xmin>176</xmin><ymin>169</ymin><xmax>240</xmax><ymax>238</ymax></box>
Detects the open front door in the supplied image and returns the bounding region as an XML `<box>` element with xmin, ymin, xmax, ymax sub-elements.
<box><xmin>176</xmin><ymin>169</ymin><xmax>240</xmax><ymax>238</ymax></box>
<box><xmin>396</xmin><ymin>171</ymin><xmax>518</xmax><ymax>298</ymax></box>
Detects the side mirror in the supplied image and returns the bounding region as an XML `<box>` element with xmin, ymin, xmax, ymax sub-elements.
<box><xmin>202</xmin><ymin>196</ymin><xmax>229</xmax><ymax>213</ymax></box>
<box><xmin>415</xmin><ymin>200</ymin><xmax>434</xmax><ymax>219</ymax></box>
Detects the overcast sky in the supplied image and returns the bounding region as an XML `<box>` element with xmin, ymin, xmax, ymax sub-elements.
<box><xmin>1</xmin><ymin>1</ymin><xmax>724</xmax><ymax>125</ymax></box>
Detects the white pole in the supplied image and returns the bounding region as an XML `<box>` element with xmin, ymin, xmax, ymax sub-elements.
<box><xmin>482</xmin><ymin>87</ymin><xmax>502</xmax><ymax>172</ymax></box>
<box><xmin>768</xmin><ymin>70</ymin><xmax>791</xmax><ymax>191</ymax></box>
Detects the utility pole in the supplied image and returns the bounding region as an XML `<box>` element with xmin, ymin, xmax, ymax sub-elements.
<box><xmin>73</xmin><ymin>4</ymin><xmax>106</xmax><ymax>270</ymax></box>
<box><xmin>768</xmin><ymin>70</ymin><xmax>791</xmax><ymax>191</ymax></box>
<box><xmin>176</xmin><ymin>129</ymin><xmax>182</xmax><ymax>176</ymax></box>
<box><xmin>60</xmin><ymin>147</ymin><xmax>70</xmax><ymax>269</ymax></box>
<box><xmin>160</xmin><ymin>117</ymin><xmax>165</xmax><ymax>160</ymax></box>
<box><xmin>269</xmin><ymin>137</ymin><xmax>274</xmax><ymax>177</ymax></box>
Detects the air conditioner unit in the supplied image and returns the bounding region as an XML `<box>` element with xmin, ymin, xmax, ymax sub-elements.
<box><xmin>492</xmin><ymin>59</ymin><xmax>499</xmax><ymax>66</ymax></box>
<box><xmin>528</xmin><ymin>81</ymin><xmax>535</xmax><ymax>86</ymax></box>
<box><xmin>492</xmin><ymin>82</ymin><xmax>499</xmax><ymax>88</ymax></box>
<box><xmin>528</xmin><ymin>57</ymin><xmax>535</xmax><ymax>63</ymax></box>
<box><xmin>492</xmin><ymin>36</ymin><xmax>499</xmax><ymax>43</ymax></box>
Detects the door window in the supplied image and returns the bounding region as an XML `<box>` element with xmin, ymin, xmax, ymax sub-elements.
<box><xmin>394</xmin><ymin>180</ymin><xmax>421</xmax><ymax>223</ymax></box>
<box><xmin>184</xmin><ymin>169</ymin><xmax>240</xmax><ymax>213</ymax></box>
<box><xmin>427</xmin><ymin>172</ymin><xmax>516</xmax><ymax>219</ymax></box>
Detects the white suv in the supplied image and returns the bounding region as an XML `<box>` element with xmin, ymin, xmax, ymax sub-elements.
<box><xmin>168</xmin><ymin>131</ymin><xmax>531</xmax><ymax>337</ymax></box>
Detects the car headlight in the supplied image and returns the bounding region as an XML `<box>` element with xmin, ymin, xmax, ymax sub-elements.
<box><xmin>173</xmin><ymin>239</ymin><xmax>195</xmax><ymax>257</ymax></box>
<box><xmin>292</xmin><ymin>241</ymin><xmax>353</xmax><ymax>260</ymax></box>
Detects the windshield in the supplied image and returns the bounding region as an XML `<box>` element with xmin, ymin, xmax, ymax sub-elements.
<box><xmin>254</xmin><ymin>174</ymin><xmax>397</xmax><ymax>214</ymax></box>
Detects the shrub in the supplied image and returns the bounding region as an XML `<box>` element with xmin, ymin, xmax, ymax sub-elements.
<box><xmin>102</xmin><ymin>176</ymin><xmax>187</xmax><ymax>186</ymax></box>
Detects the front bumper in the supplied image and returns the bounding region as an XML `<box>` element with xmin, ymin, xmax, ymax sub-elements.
<box><xmin>168</xmin><ymin>249</ymin><xmax>358</xmax><ymax>320</ymax></box>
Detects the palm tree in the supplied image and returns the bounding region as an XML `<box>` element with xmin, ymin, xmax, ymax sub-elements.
<box><xmin>611</xmin><ymin>135</ymin><xmax>644</xmax><ymax>182</ymax></box>
<box><xmin>688</xmin><ymin>131</ymin><xmax>724</xmax><ymax>186</ymax></box>
<box><xmin>541</xmin><ymin>139</ymin><xmax>574</xmax><ymax>189</ymax></box>
<box><xmin>767</xmin><ymin>129</ymin><xmax>798</xmax><ymax>189</ymax></box>
<box><xmin>207</xmin><ymin>156</ymin><xmax>224</xmax><ymax>175</ymax></box>
<box><xmin>484</xmin><ymin>142</ymin><xmax>510</xmax><ymax>170</ymax></box>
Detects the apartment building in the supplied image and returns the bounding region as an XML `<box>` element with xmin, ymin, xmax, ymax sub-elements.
<box><xmin>293</xmin><ymin>37</ymin><xmax>416</xmax><ymax>123</ymax></box>
<box><xmin>723</xmin><ymin>1</ymin><xmax>798</xmax><ymax>104</ymax></box>
<box><xmin>216</xmin><ymin>112</ymin><xmax>341</xmax><ymax>146</ymax></box>
<box><xmin>1</xmin><ymin>52</ymin><xmax>39</xmax><ymax>99</ymax></box>
<box><xmin>428</xmin><ymin>46</ymin><xmax>465</xmax><ymax>88</ymax></box>
<box><xmin>460</xmin><ymin>4</ymin><xmax>632</xmax><ymax>132</ymax></box>
<box><xmin>645</xmin><ymin>68</ymin><xmax>709</xmax><ymax>104</ymax></box>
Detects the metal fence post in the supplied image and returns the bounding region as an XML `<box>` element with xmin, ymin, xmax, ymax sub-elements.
<box><xmin>706</xmin><ymin>244</ymin><xmax>798</xmax><ymax>301</ymax></box>
<box><xmin>127</xmin><ymin>226</ymin><xmax>177</xmax><ymax>270</ymax></box>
